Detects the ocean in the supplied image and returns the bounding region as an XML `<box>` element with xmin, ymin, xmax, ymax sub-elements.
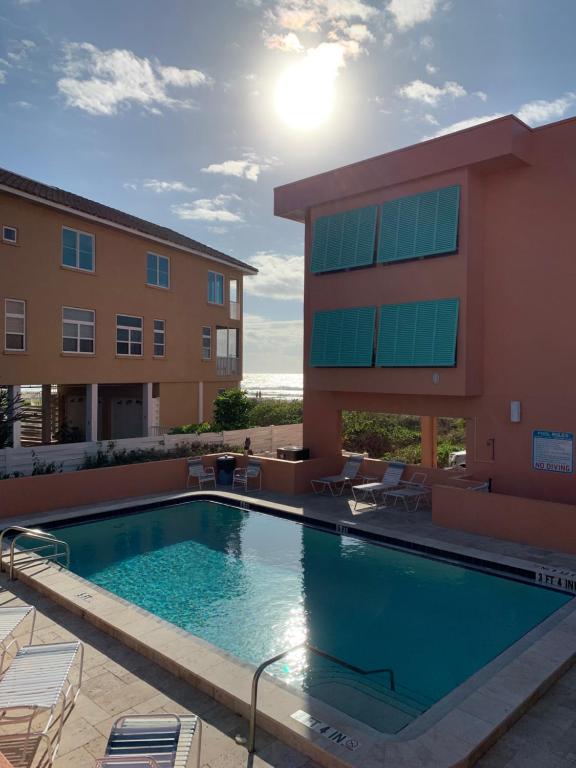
<box><xmin>241</xmin><ymin>373</ymin><xmax>303</xmax><ymax>400</ymax></box>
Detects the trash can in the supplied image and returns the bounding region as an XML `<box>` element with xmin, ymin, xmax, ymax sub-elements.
<box><xmin>216</xmin><ymin>454</ymin><xmax>236</xmax><ymax>486</ymax></box>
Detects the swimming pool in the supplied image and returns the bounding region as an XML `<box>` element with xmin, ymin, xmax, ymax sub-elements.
<box><xmin>47</xmin><ymin>499</ymin><xmax>571</xmax><ymax>735</ymax></box>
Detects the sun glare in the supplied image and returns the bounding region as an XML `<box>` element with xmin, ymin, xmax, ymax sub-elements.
<box><xmin>274</xmin><ymin>55</ymin><xmax>337</xmax><ymax>131</ymax></box>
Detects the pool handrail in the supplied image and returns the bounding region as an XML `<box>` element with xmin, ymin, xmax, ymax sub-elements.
<box><xmin>0</xmin><ymin>526</ymin><xmax>70</xmax><ymax>580</ymax></box>
<box><xmin>247</xmin><ymin>642</ymin><xmax>396</xmax><ymax>753</ymax></box>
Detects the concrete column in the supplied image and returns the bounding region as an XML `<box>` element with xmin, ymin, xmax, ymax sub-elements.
<box><xmin>142</xmin><ymin>383</ymin><xmax>153</xmax><ymax>437</ymax></box>
<box><xmin>85</xmin><ymin>383</ymin><xmax>98</xmax><ymax>442</ymax></box>
<box><xmin>41</xmin><ymin>384</ymin><xmax>52</xmax><ymax>444</ymax></box>
<box><xmin>7</xmin><ymin>385</ymin><xmax>22</xmax><ymax>448</ymax></box>
<box><xmin>198</xmin><ymin>381</ymin><xmax>204</xmax><ymax>423</ymax></box>
<box><xmin>421</xmin><ymin>415</ymin><xmax>438</xmax><ymax>468</ymax></box>
<box><xmin>303</xmin><ymin>390</ymin><xmax>342</xmax><ymax>459</ymax></box>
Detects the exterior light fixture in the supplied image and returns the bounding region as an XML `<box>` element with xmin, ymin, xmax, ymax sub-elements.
<box><xmin>510</xmin><ymin>401</ymin><xmax>521</xmax><ymax>423</ymax></box>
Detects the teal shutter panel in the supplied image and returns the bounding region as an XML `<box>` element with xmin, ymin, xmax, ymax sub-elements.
<box><xmin>311</xmin><ymin>205</ymin><xmax>377</xmax><ymax>273</ymax></box>
<box><xmin>376</xmin><ymin>298</ymin><xmax>459</xmax><ymax>367</ymax></box>
<box><xmin>310</xmin><ymin>307</ymin><xmax>376</xmax><ymax>367</ymax></box>
<box><xmin>378</xmin><ymin>185</ymin><xmax>460</xmax><ymax>264</ymax></box>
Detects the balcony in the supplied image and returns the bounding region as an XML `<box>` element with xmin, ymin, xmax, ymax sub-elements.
<box><xmin>217</xmin><ymin>356</ymin><xmax>240</xmax><ymax>376</ymax></box>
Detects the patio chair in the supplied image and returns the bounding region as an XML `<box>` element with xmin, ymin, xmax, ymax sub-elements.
<box><xmin>0</xmin><ymin>605</ymin><xmax>36</xmax><ymax>670</ymax></box>
<box><xmin>186</xmin><ymin>458</ymin><xmax>216</xmax><ymax>490</ymax></box>
<box><xmin>351</xmin><ymin>461</ymin><xmax>406</xmax><ymax>509</ymax></box>
<box><xmin>232</xmin><ymin>459</ymin><xmax>262</xmax><ymax>492</ymax></box>
<box><xmin>310</xmin><ymin>454</ymin><xmax>365</xmax><ymax>496</ymax></box>
<box><xmin>382</xmin><ymin>473</ymin><xmax>432</xmax><ymax>512</ymax></box>
<box><xmin>96</xmin><ymin>714</ymin><xmax>202</xmax><ymax>768</ymax></box>
<box><xmin>0</xmin><ymin>641</ymin><xmax>84</xmax><ymax>765</ymax></box>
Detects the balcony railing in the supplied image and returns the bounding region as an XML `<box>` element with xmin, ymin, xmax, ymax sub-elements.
<box><xmin>230</xmin><ymin>301</ymin><xmax>240</xmax><ymax>321</ymax></box>
<box><xmin>217</xmin><ymin>356</ymin><xmax>240</xmax><ymax>376</ymax></box>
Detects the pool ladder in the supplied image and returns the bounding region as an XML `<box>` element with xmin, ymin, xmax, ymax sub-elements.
<box><xmin>247</xmin><ymin>642</ymin><xmax>396</xmax><ymax>753</ymax></box>
<box><xmin>0</xmin><ymin>526</ymin><xmax>70</xmax><ymax>581</ymax></box>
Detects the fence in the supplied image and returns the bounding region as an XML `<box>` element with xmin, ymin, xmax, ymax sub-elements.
<box><xmin>0</xmin><ymin>423</ymin><xmax>303</xmax><ymax>478</ymax></box>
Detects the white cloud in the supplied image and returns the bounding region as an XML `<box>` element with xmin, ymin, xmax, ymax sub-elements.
<box><xmin>423</xmin><ymin>113</ymin><xmax>438</xmax><ymax>125</ymax></box>
<box><xmin>171</xmin><ymin>194</ymin><xmax>244</xmax><ymax>223</ymax></box>
<box><xmin>475</xmin><ymin>90</ymin><xmax>488</xmax><ymax>102</ymax></box>
<box><xmin>398</xmin><ymin>78</ymin><xmax>466</xmax><ymax>106</ymax></box>
<box><xmin>14</xmin><ymin>0</ymin><xmax>40</xmax><ymax>5</ymax></box>
<box><xmin>0</xmin><ymin>72</ymin><xmax>5</xmax><ymax>84</ymax></box>
<box><xmin>243</xmin><ymin>313</ymin><xmax>303</xmax><ymax>373</ymax></box>
<box><xmin>419</xmin><ymin>34</ymin><xmax>434</xmax><ymax>49</ymax></box>
<box><xmin>425</xmin><ymin>62</ymin><xmax>437</xmax><ymax>74</ymax></box>
<box><xmin>57</xmin><ymin>42</ymin><xmax>211</xmax><ymax>116</ymax></box>
<box><xmin>143</xmin><ymin>179</ymin><xmax>195</xmax><ymax>193</ymax></box>
<box><xmin>387</xmin><ymin>0</ymin><xmax>439</xmax><ymax>30</ymax></box>
<box><xmin>432</xmin><ymin>113</ymin><xmax>504</xmax><ymax>137</ymax></box>
<box><xmin>202</xmin><ymin>152</ymin><xmax>278</xmax><ymax>182</ymax></box>
<box><xmin>267</xmin><ymin>0</ymin><xmax>378</xmax><ymax>33</ymax></box>
<box><xmin>244</xmin><ymin>252</ymin><xmax>304</xmax><ymax>300</ymax></box>
<box><xmin>263</xmin><ymin>32</ymin><xmax>304</xmax><ymax>52</ymax></box>
<box><xmin>516</xmin><ymin>94</ymin><xmax>575</xmax><ymax>126</ymax></box>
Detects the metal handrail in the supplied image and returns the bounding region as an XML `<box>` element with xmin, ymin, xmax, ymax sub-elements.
<box><xmin>247</xmin><ymin>642</ymin><xmax>395</xmax><ymax>753</ymax></box>
<box><xmin>0</xmin><ymin>526</ymin><xmax>70</xmax><ymax>580</ymax></box>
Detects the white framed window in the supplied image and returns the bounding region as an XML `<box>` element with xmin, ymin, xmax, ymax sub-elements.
<box><xmin>2</xmin><ymin>226</ymin><xmax>18</xmax><ymax>244</ymax></box>
<box><xmin>153</xmin><ymin>319</ymin><xmax>165</xmax><ymax>357</ymax></box>
<box><xmin>4</xmin><ymin>299</ymin><xmax>25</xmax><ymax>351</ymax></box>
<box><xmin>116</xmin><ymin>314</ymin><xmax>143</xmax><ymax>356</ymax></box>
<box><xmin>147</xmin><ymin>253</ymin><xmax>170</xmax><ymax>289</ymax></box>
<box><xmin>62</xmin><ymin>227</ymin><xmax>95</xmax><ymax>271</ymax></box>
<box><xmin>202</xmin><ymin>326</ymin><xmax>211</xmax><ymax>360</ymax></box>
<box><xmin>208</xmin><ymin>271</ymin><xmax>224</xmax><ymax>305</ymax></box>
<box><xmin>62</xmin><ymin>307</ymin><xmax>95</xmax><ymax>354</ymax></box>
<box><xmin>229</xmin><ymin>278</ymin><xmax>240</xmax><ymax>320</ymax></box>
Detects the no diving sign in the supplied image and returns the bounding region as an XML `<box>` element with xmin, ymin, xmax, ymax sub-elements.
<box><xmin>291</xmin><ymin>710</ymin><xmax>361</xmax><ymax>752</ymax></box>
<box><xmin>532</xmin><ymin>431</ymin><xmax>573</xmax><ymax>474</ymax></box>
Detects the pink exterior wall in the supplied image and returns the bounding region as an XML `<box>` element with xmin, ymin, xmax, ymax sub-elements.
<box><xmin>275</xmin><ymin>115</ymin><xmax>576</xmax><ymax>506</ymax></box>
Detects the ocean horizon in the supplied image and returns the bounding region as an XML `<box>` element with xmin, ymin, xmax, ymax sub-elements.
<box><xmin>241</xmin><ymin>372</ymin><xmax>303</xmax><ymax>400</ymax></box>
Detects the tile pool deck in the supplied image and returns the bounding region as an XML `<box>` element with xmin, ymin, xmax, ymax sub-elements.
<box><xmin>1</xmin><ymin>487</ymin><xmax>576</xmax><ymax>767</ymax></box>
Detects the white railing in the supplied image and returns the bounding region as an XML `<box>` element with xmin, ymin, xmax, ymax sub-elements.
<box><xmin>216</xmin><ymin>356</ymin><xmax>240</xmax><ymax>376</ymax></box>
<box><xmin>0</xmin><ymin>423</ymin><xmax>303</xmax><ymax>478</ymax></box>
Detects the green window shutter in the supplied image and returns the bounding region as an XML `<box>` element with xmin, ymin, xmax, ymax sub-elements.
<box><xmin>310</xmin><ymin>307</ymin><xmax>376</xmax><ymax>367</ymax></box>
<box><xmin>376</xmin><ymin>298</ymin><xmax>459</xmax><ymax>367</ymax></box>
<box><xmin>311</xmin><ymin>205</ymin><xmax>377</xmax><ymax>273</ymax></box>
<box><xmin>378</xmin><ymin>185</ymin><xmax>460</xmax><ymax>264</ymax></box>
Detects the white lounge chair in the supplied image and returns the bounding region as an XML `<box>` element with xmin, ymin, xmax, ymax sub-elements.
<box><xmin>232</xmin><ymin>459</ymin><xmax>262</xmax><ymax>492</ymax></box>
<box><xmin>352</xmin><ymin>461</ymin><xmax>406</xmax><ymax>509</ymax></box>
<box><xmin>0</xmin><ymin>641</ymin><xmax>84</xmax><ymax>765</ymax></box>
<box><xmin>186</xmin><ymin>458</ymin><xmax>216</xmax><ymax>490</ymax></box>
<box><xmin>96</xmin><ymin>714</ymin><xmax>202</xmax><ymax>768</ymax></box>
<box><xmin>382</xmin><ymin>473</ymin><xmax>431</xmax><ymax>512</ymax></box>
<box><xmin>311</xmin><ymin>454</ymin><xmax>365</xmax><ymax>496</ymax></box>
<box><xmin>0</xmin><ymin>605</ymin><xmax>36</xmax><ymax>670</ymax></box>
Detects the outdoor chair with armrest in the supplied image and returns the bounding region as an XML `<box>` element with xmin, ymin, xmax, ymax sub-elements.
<box><xmin>382</xmin><ymin>472</ymin><xmax>432</xmax><ymax>512</ymax></box>
<box><xmin>351</xmin><ymin>461</ymin><xmax>406</xmax><ymax>509</ymax></box>
<box><xmin>232</xmin><ymin>459</ymin><xmax>262</xmax><ymax>492</ymax></box>
<box><xmin>0</xmin><ymin>606</ymin><xmax>36</xmax><ymax>671</ymax></box>
<box><xmin>311</xmin><ymin>454</ymin><xmax>365</xmax><ymax>496</ymax></box>
<box><xmin>186</xmin><ymin>458</ymin><xmax>216</xmax><ymax>490</ymax></box>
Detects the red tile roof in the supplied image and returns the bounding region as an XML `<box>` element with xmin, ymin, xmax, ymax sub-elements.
<box><xmin>0</xmin><ymin>167</ymin><xmax>257</xmax><ymax>274</ymax></box>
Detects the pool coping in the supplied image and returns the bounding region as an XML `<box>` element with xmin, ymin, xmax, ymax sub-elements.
<box><xmin>5</xmin><ymin>490</ymin><xmax>576</xmax><ymax>768</ymax></box>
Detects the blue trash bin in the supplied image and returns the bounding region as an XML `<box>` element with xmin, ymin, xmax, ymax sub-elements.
<box><xmin>216</xmin><ymin>455</ymin><xmax>236</xmax><ymax>486</ymax></box>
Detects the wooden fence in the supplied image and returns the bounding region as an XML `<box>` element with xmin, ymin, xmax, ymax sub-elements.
<box><xmin>0</xmin><ymin>423</ymin><xmax>303</xmax><ymax>478</ymax></box>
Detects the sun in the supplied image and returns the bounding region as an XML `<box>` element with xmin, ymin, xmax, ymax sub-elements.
<box><xmin>274</xmin><ymin>55</ymin><xmax>336</xmax><ymax>131</ymax></box>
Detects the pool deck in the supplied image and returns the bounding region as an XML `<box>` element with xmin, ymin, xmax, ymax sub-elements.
<box><xmin>1</xmin><ymin>487</ymin><xmax>576</xmax><ymax>768</ymax></box>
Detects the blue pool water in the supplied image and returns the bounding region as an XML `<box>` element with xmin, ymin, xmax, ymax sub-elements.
<box><xmin>50</xmin><ymin>501</ymin><xmax>570</xmax><ymax>733</ymax></box>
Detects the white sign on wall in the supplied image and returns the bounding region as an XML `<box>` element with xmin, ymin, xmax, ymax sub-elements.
<box><xmin>532</xmin><ymin>431</ymin><xmax>573</xmax><ymax>474</ymax></box>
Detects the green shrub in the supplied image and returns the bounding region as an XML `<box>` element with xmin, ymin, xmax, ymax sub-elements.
<box><xmin>248</xmin><ymin>399</ymin><xmax>303</xmax><ymax>426</ymax></box>
<box><xmin>169</xmin><ymin>422</ymin><xmax>213</xmax><ymax>435</ymax></box>
<box><xmin>213</xmin><ymin>389</ymin><xmax>251</xmax><ymax>430</ymax></box>
<box><xmin>79</xmin><ymin>441</ymin><xmax>239</xmax><ymax>471</ymax></box>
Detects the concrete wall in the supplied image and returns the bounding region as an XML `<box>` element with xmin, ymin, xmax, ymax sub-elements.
<box><xmin>275</xmin><ymin>115</ymin><xmax>576</xmax><ymax>506</ymax></box>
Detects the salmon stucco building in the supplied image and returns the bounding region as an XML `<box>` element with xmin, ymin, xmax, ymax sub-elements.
<box><xmin>275</xmin><ymin>114</ymin><xmax>576</xmax><ymax>506</ymax></box>
<box><xmin>0</xmin><ymin>168</ymin><xmax>257</xmax><ymax>445</ymax></box>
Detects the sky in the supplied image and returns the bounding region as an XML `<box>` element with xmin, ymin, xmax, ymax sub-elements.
<box><xmin>2</xmin><ymin>0</ymin><xmax>576</xmax><ymax>372</ymax></box>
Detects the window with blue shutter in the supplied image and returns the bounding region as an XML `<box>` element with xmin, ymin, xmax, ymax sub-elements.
<box><xmin>310</xmin><ymin>306</ymin><xmax>376</xmax><ymax>367</ymax></box>
<box><xmin>378</xmin><ymin>185</ymin><xmax>460</xmax><ymax>264</ymax></box>
<box><xmin>376</xmin><ymin>298</ymin><xmax>459</xmax><ymax>367</ymax></box>
<box><xmin>311</xmin><ymin>205</ymin><xmax>377</xmax><ymax>273</ymax></box>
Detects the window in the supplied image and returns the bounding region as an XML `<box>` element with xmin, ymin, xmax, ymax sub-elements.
<box><xmin>216</xmin><ymin>327</ymin><xmax>239</xmax><ymax>375</ymax></box>
<box><xmin>62</xmin><ymin>307</ymin><xmax>95</xmax><ymax>354</ymax></box>
<box><xmin>116</xmin><ymin>315</ymin><xmax>143</xmax><ymax>356</ymax></box>
<box><xmin>2</xmin><ymin>226</ymin><xmax>18</xmax><ymax>244</ymax></box>
<box><xmin>62</xmin><ymin>227</ymin><xmax>94</xmax><ymax>271</ymax></box>
<box><xmin>202</xmin><ymin>326</ymin><xmax>212</xmax><ymax>360</ymax></box>
<box><xmin>147</xmin><ymin>253</ymin><xmax>170</xmax><ymax>288</ymax></box>
<box><xmin>153</xmin><ymin>319</ymin><xmax>165</xmax><ymax>357</ymax></box>
<box><xmin>208</xmin><ymin>271</ymin><xmax>224</xmax><ymax>304</ymax></box>
<box><xmin>229</xmin><ymin>279</ymin><xmax>240</xmax><ymax>320</ymax></box>
<box><xmin>310</xmin><ymin>307</ymin><xmax>376</xmax><ymax>367</ymax></box>
<box><xmin>4</xmin><ymin>299</ymin><xmax>25</xmax><ymax>351</ymax></box>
